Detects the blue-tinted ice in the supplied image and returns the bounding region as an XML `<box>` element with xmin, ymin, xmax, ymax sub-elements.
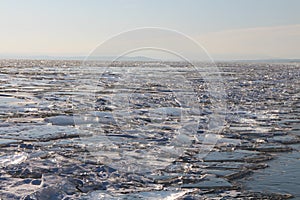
<box><xmin>0</xmin><ymin>60</ymin><xmax>299</xmax><ymax>199</ymax></box>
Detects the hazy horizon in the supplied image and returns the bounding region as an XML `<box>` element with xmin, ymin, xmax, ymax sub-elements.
<box><xmin>0</xmin><ymin>0</ymin><xmax>299</xmax><ymax>60</ymax></box>
<box><xmin>0</xmin><ymin>54</ymin><xmax>300</xmax><ymax>62</ymax></box>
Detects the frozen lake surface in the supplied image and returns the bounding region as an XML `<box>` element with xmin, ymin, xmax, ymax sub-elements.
<box><xmin>0</xmin><ymin>60</ymin><xmax>299</xmax><ymax>199</ymax></box>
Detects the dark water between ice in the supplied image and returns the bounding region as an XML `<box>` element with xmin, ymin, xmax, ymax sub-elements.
<box><xmin>0</xmin><ymin>60</ymin><xmax>299</xmax><ymax>199</ymax></box>
<box><xmin>243</xmin><ymin>139</ymin><xmax>300</xmax><ymax>197</ymax></box>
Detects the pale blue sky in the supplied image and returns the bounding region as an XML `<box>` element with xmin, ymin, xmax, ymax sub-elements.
<box><xmin>0</xmin><ymin>0</ymin><xmax>299</xmax><ymax>60</ymax></box>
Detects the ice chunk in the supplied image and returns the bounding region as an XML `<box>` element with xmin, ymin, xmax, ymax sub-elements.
<box><xmin>85</xmin><ymin>190</ymin><xmax>191</xmax><ymax>200</ymax></box>
<box><xmin>0</xmin><ymin>139</ymin><xmax>21</xmax><ymax>147</ymax></box>
<box><xmin>0</xmin><ymin>152</ymin><xmax>28</xmax><ymax>167</ymax></box>
<box><xmin>44</xmin><ymin>115</ymin><xmax>75</xmax><ymax>126</ymax></box>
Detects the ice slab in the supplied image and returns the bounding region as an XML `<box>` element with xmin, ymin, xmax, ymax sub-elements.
<box><xmin>0</xmin><ymin>152</ymin><xmax>28</xmax><ymax>167</ymax></box>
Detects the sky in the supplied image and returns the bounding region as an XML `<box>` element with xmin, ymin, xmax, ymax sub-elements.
<box><xmin>0</xmin><ymin>0</ymin><xmax>299</xmax><ymax>60</ymax></box>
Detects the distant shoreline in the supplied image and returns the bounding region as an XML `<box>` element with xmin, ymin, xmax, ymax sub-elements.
<box><xmin>0</xmin><ymin>56</ymin><xmax>299</xmax><ymax>64</ymax></box>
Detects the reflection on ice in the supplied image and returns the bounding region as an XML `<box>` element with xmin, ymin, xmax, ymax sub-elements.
<box><xmin>0</xmin><ymin>152</ymin><xmax>28</xmax><ymax>167</ymax></box>
<box><xmin>0</xmin><ymin>60</ymin><xmax>299</xmax><ymax>199</ymax></box>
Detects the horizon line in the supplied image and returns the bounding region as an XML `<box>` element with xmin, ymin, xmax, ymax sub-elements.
<box><xmin>0</xmin><ymin>55</ymin><xmax>299</xmax><ymax>63</ymax></box>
